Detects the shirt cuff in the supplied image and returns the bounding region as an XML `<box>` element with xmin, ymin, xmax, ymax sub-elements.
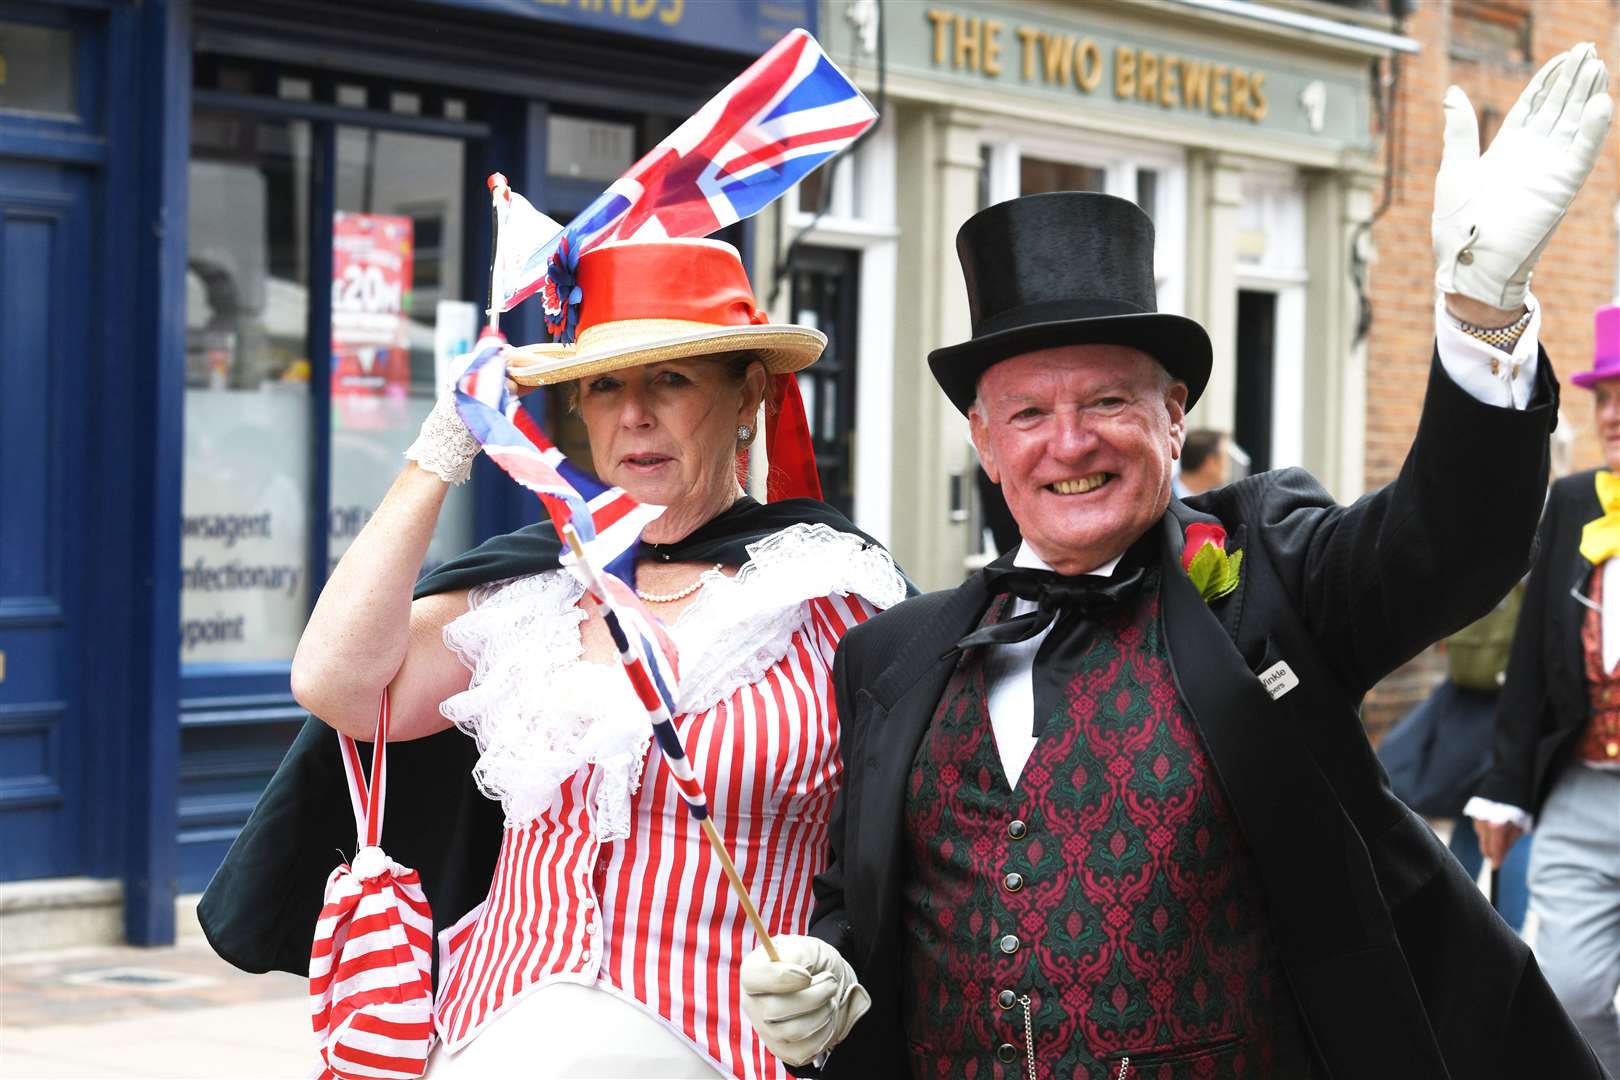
<box><xmin>1462</xmin><ymin>795</ymin><xmax>1533</xmax><ymax>831</ymax></box>
<box><xmin>1434</xmin><ymin>292</ymin><xmax>1541</xmax><ymax>410</ymax></box>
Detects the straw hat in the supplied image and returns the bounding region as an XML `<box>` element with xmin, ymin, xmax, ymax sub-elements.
<box><xmin>506</xmin><ymin>238</ymin><xmax>825</xmax><ymax>387</ymax></box>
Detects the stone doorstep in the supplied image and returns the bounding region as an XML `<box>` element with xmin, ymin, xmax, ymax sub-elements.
<box><xmin>0</xmin><ymin>878</ymin><xmax>122</xmax><ymax>955</ymax></box>
<box><xmin>0</xmin><ymin>881</ymin><xmax>209</xmax><ymax>954</ymax></box>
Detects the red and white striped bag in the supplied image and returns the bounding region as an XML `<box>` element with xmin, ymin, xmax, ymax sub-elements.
<box><xmin>309</xmin><ymin>691</ymin><xmax>434</xmax><ymax>1080</ymax></box>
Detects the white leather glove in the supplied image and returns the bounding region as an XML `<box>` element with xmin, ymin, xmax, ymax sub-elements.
<box><xmin>1433</xmin><ymin>42</ymin><xmax>1612</xmax><ymax>310</ymax></box>
<box><xmin>740</xmin><ymin>935</ymin><xmax>871</xmax><ymax>1067</ymax></box>
<box><xmin>403</xmin><ymin>393</ymin><xmax>481</xmax><ymax>485</ymax></box>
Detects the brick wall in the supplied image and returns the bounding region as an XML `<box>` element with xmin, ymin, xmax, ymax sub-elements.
<box><xmin>1362</xmin><ymin>0</ymin><xmax>1620</xmax><ymax>741</ymax></box>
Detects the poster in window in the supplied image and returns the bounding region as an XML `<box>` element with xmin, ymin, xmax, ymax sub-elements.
<box><xmin>331</xmin><ymin>212</ymin><xmax>413</xmax><ymax>429</ymax></box>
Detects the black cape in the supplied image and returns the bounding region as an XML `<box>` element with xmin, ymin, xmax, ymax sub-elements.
<box><xmin>198</xmin><ymin>497</ymin><xmax>907</xmax><ymax>978</ymax></box>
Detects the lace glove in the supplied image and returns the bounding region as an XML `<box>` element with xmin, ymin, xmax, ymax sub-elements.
<box><xmin>740</xmin><ymin>935</ymin><xmax>871</xmax><ymax>1067</ymax></box>
<box><xmin>1433</xmin><ymin>42</ymin><xmax>1612</xmax><ymax>310</ymax></box>
<box><xmin>404</xmin><ymin>394</ymin><xmax>480</xmax><ymax>485</ymax></box>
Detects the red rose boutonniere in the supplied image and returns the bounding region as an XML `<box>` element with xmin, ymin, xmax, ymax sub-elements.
<box><xmin>1182</xmin><ymin>522</ymin><xmax>1242</xmax><ymax>603</ymax></box>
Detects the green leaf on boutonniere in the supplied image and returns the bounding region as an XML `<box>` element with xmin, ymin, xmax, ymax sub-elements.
<box><xmin>1186</xmin><ymin>544</ymin><xmax>1243</xmax><ymax>603</ymax></box>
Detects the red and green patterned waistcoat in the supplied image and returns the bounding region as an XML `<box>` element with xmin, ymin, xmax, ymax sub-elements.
<box><xmin>901</xmin><ymin>574</ymin><xmax>1312</xmax><ymax>1079</ymax></box>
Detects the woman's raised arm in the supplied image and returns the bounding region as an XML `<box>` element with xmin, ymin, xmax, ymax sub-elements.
<box><xmin>291</xmin><ymin>398</ymin><xmax>481</xmax><ymax>741</ymax></box>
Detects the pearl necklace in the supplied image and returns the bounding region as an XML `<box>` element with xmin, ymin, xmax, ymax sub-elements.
<box><xmin>636</xmin><ymin>563</ymin><xmax>722</xmax><ymax>603</ymax></box>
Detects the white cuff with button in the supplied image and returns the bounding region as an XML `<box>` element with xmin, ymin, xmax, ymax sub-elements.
<box><xmin>1435</xmin><ymin>293</ymin><xmax>1541</xmax><ymax>410</ymax></box>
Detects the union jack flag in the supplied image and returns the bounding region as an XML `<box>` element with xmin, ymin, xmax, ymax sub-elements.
<box><xmin>493</xmin><ymin>28</ymin><xmax>876</xmax><ymax>329</ymax></box>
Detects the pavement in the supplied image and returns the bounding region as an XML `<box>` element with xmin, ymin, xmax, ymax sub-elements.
<box><xmin>1</xmin><ymin>940</ymin><xmax>310</xmax><ymax>1079</ymax></box>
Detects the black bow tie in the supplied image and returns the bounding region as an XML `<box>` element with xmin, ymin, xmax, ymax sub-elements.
<box><xmin>954</xmin><ymin>562</ymin><xmax>1148</xmax><ymax>737</ymax></box>
<box><xmin>955</xmin><ymin>564</ymin><xmax>1147</xmax><ymax>651</ymax></box>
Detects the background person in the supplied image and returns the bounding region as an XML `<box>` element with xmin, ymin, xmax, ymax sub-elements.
<box><xmin>1173</xmin><ymin>428</ymin><xmax>1231</xmax><ymax>497</ymax></box>
<box><xmin>1468</xmin><ymin>302</ymin><xmax>1620</xmax><ymax>1073</ymax></box>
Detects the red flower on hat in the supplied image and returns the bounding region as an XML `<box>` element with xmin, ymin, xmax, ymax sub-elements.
<box><xmin>541</xmin><ymin>235</ymin><xmax>582</xmax><ymax>343</ymax></box>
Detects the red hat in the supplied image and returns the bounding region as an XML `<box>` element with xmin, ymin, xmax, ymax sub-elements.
<box><xmin>507</xmin><ymin>238</ymin><xmax>823</xmax><ymax>387</ymax></box>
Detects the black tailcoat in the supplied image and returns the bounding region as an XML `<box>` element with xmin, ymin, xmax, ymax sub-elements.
<box><xmin>808</xmin><ymin>354</ymin><xmax>1610</xmax><ymax>1079</ymax></box>
<box><xmin>1476</xmin><ymin>468</ymin><xmax>1606</xmax><ymax>817</ymax></box>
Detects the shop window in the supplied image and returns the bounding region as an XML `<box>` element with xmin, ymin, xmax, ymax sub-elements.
<box><xmin>330</xmin><ymin>125</ymin><xmax>473</xmax><ymax>577</ymax></box>
<box><xmin>1135</xmin><ymin>168</ymin><xmax>1159</xmax><ymax>224</ymax></box>
<box><xmin>981</xmin><ymin>134</ymin><xmax>1187</xmax><ymax>315</ymax></box>
<box><xmin>182</xmin><ymin>113</ymin><xmax>315</xmax><ymax>664</ymax></box>
<box><xmin>780</xmin><ymin>128</ymin><xmax>898</xmax><ymax>537</ymax></box>
<box><xmin>1450</xmin><ymin>2</ymin><xmax>1532</xmax><ymax>66</ymax></box>
<box><xmin>790</xmin><ymin>248</ymin><xmax>861</xmax><ymax>518</ymax></box>
<box><xmin>182</xmin><ymin>69</ymin><xmax>488</xmax><ymax>664</ymax></box>
<box><xmin>1020</xmin><ymin>157</ymin><xmax>1105</xmax><ymax>195</ymax></box>
<box><xmin>548</xmin><ymin>114</ymin><xmax>636</xmax><ymax>182</ymax></box>
<box><xmin>1235</xmin><ymin>169</ymin><xmax>1306</xmax><ymax>471</ymax></box>
<box><xmin>0</xmin><ymin>21</ymin><xmax>74</xmax><ymax>118</ymax></box>
<box><xmin>787</xmin><ymin>132</ymin><xmax>872</xmax><ymax>222</ymax></box>
<box><xmin>1235</xmin><ymin>289</ymin><xmax>1277</xmax><ymax>473</ymax></box>
<box><xmin>277</xmin><ymin>76</ymin><xmax>312</xmax><ymax>102</ymax></box>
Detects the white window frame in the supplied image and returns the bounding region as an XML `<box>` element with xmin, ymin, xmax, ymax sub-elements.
<box><xmin>784</xmin><ymin>123</ymin><xmax>900</xmax><ymax>544</ymax></box>
<box><xmin>1234</xmin><ymin>164</ymin><xmax>1308</xmax><ymax>471</ymax></box>
<box><xmin>979</xmin><ymin>126</ymin><xmax>1188</xmax><ymax>317</ymax></box>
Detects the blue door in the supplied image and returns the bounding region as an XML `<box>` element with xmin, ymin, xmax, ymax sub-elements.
<box><xmin>0</xmin><ymin>157</ymin><xmax>92</xmax><ymax>879</ymax></box>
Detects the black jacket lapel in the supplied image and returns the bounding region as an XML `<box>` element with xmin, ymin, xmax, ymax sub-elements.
<box><xmin>855</xmin><ymin>576</ymin><xmax>992</xmax><ymax>973</ymax></box>
<box><xmin>1157</xmin><ymin>509</ymin><xmax>1449</xmax><ymax>1075</ymax></box>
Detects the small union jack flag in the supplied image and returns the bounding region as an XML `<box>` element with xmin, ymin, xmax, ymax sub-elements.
<box><xmin>491</xmin><ymin>28</ymin><xmax>876</xmax><ymax>336</ymax></box>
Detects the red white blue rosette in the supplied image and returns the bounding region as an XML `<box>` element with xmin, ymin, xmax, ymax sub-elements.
<box><xmin>540</xmin><ymin>233</ymin><xmax>583</xmax><ymax>344</ymax></box>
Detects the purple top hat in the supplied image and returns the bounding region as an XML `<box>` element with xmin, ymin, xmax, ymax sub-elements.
<box><xmin>1573</xmin><ymin>305</ymin><xmax>1620</xmax><ymax>388</ymax></box>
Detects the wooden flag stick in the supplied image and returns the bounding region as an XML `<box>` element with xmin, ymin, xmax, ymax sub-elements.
<box><xmin>701</xmin><ymin>817</ymin><xmax>779</xmax><ymax>963</ymax></box>
<box><xmin>561</xmin><ymin>527</ymin><xmax>779</xmax><ymax>962</ymax></box>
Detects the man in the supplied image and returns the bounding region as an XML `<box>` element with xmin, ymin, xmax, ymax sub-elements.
<box><xmin>1174</xmin><ymin>429</ymin><xmax>1231</xmax><ymax>498</ymax></box>
<box><xmin>1468</xmin><ymin>302</ymin><xmax>1620</xmax><ymax>1073</ymax></box>
<box><xmin>740</xmin><ymin>45</ymin><xmax>1613</xmax><ymax>1079</ymax></box>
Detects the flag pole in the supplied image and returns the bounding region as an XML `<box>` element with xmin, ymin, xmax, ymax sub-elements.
<box><xmin>561</xmin><ymin>526</ymin><xmax>779</xmax><ymax>963</ymax></box>
<box><xmin>485</xmin><ymin>173</ymin><xmax>506</xmax><ymax>336</ymax></box>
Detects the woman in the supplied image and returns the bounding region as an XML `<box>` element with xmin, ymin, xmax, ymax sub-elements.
<box><xmin>211</xmin><ymin>238</ymin><xmax>907</xmax><ymax>1079</ymax></box>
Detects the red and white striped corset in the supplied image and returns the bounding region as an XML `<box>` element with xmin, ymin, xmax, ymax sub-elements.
<box><xmin>432</xmin><ymin>524</ymin><xmax>905</xmax><ymax>1079</ymax></box>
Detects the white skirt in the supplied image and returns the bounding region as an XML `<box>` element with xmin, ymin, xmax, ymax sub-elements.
<box><xmin>426</xmin><ymin>981</ymin><xmax>722</xmax><ymax>1079</ymax></box>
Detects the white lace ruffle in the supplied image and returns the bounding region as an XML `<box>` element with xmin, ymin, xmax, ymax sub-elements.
<box><xmin>404</xmin><ymin>394</ymin><xmax>481</xmax><ymax>485</ymax></box>
<box><xmin>671</xmin><ymin>523</ymin><xmax>907</xmax><ymax>715</ymax></box>
<box><xmin>439</xmin><ymin>523</ymin><xmax>906</xmax><ymax>839</ymax></box>
<box><xmin>441</xmin><ymin>572</ymin><xmax>651</xmax><ymax>840</ymax></box>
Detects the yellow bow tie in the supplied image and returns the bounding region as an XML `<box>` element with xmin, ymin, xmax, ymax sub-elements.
<box><xmin>1579</xmin><ymin>471</ymin><xmax>1620</xmax><ymax>565</ymax></box>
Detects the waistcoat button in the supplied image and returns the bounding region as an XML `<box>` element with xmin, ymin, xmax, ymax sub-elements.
<box><xmin>1008</xmin><ymin>819</ymin><xmax>1027</xmax><ymax>839</ymax></box>
<box><xmin>997</xmin><ymin>1043</ymin><xmax>1018</xmax><ymax>1063</ymax></box>
<box><xmin>999</xmin><ymin>934</ymin><xmax>1020</xmax><ymax>954</ymax></box>
<box><xmin>1003</xmin><ymin>872</ymin><xmax>1024</xmax><ymax>892</ymax></box>
<box><xmin>997</xmin><ymin>989</ymin><xmax>1016</xmax><ymax>1010</ymax></box>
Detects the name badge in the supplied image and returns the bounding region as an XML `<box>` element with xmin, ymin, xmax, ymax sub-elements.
<box><xmin>1259</xmin><ymin>660</ymin><xmax>1299</xmax><ymax>701</ymax></box>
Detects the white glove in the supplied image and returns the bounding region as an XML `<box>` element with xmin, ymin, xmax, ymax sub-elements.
<box><xmin>740</xmin><ymin>935</ymin><xmax>871</xmax><ymax>1067</ymax></box>
<box><xmin>404</xmin><ymin>393</ymin><xmax>481</xmax><ymax>485</ymax></box>
<box><xmin>1433</xmin><ymin>42</ymin><xmax>1612</xmax><ymax>310</ymax></box>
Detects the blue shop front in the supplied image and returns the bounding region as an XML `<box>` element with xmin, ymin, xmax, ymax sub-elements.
<box><xmin>0</xmin><ymin>0</ymin><xmax>814</xmax><ymax>944</ymax></box>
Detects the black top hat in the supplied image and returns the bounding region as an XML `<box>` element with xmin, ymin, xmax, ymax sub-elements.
<box><xmin>928</xmin><ymin>192</ymin><xmax>1212</xmax><ymax>415</ymax></box>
